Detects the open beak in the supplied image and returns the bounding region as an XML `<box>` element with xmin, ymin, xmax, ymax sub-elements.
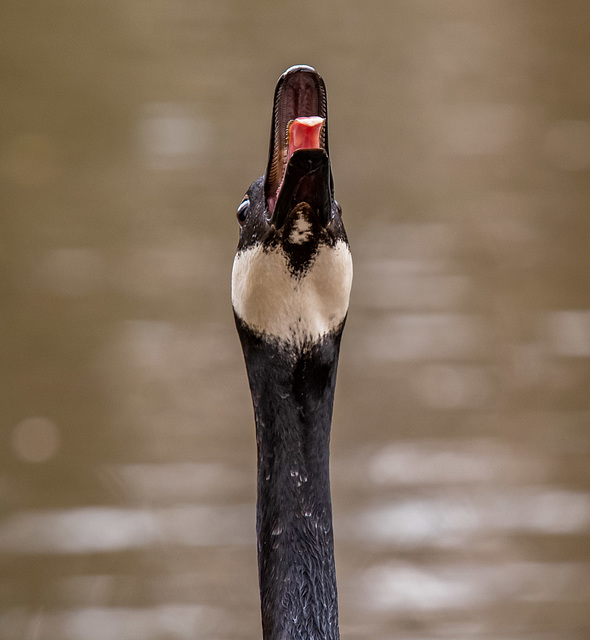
<box><xmin>264</xmin><ymin>65</ymin><xmax>334</xmax><ymax>229</ymax></box>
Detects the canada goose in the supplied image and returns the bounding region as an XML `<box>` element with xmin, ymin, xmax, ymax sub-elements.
<box><xmin>232</xmin><ymin>65</ymin><xmax>352</xmax><ymax>640</ymax></box>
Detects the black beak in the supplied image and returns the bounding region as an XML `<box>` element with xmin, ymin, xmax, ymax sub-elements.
<box><xmin>264</xmin><ymin>65</ymin><xmax>334</xmax><ymax>229</ymax></box>
<box><xmin>270</xmin><ymin>148</ymin><xmax>332</xmax><ymax>230</ymax></box>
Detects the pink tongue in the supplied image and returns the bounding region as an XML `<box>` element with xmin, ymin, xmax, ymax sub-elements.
<box><xmin>268</xmin><ymin>116</ymin><xmax>325</xmax><ymax>214</ymax></box>
<box><xmin>287</xmin><ymin>116</ymin><xmax>324</xmax><ymax>159</ymax></box>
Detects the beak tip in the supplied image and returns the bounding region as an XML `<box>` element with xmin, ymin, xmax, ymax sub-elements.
<box><xmin>281</xmin><ymin>64</ymin><xmax>320</xmax><ymax>78</ymax></box>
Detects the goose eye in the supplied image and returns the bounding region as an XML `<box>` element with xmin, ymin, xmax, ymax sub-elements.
<box><xmin>237</xmin><ymin>197</ymin><xmax>249</xmax><ymax>224</ymax></box>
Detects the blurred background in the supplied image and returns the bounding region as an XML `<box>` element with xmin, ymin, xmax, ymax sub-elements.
<box><xmin>2</xmin><ymin>1</ymin><xmax>590</xmax><ymax>638</ymax></box>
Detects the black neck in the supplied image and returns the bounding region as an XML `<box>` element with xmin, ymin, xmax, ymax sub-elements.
<box><xmin>237</xmin><ymin>319</ymin><xmax>342</xmax><ymax>640</ymax></box>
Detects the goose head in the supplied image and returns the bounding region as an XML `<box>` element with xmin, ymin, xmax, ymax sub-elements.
<box><xmin>232</xmin><ymin>65</ymin><xmax>352</xmax><ymax>348</ymax></box>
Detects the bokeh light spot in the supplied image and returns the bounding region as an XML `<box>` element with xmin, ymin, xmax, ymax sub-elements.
<box><xmin>12</xmin><ymin>417</ymin><xmax>60</xmax><ymax>463</ymax></box>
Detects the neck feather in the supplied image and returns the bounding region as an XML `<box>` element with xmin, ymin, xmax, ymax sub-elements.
<box><xmin>237</xmin><ymin>319</ymin><xmax>342</xmax><ymax>640</ymax></box>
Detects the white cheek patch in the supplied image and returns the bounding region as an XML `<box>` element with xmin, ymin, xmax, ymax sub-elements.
<box><xmin>288</xmin><ymin>215</ymin><xmax>313</xmax><ymax>244</ymax></box>
<box><xmin>232</xmin><ymin>241</ymin><xmax>353</xmax><ymax>345</ymax></box>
